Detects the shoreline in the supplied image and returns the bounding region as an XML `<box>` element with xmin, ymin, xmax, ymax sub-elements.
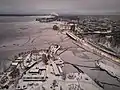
<box><xmin>66</xmin><ymin>31</ymin><xmax>120</xmax><ymax>65</ymax></box>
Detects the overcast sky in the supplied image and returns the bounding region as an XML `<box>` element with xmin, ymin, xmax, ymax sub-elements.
<box><xmin>0</xmin><ymin>0</ymin><xmax>120</xmax><ymax>14</ymax></box>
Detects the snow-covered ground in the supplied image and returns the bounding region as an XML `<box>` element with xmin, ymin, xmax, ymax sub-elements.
<box><xmin>0</xmin><ymin>20</ymin><xmax>120</xmax><ymax>90</ymax></box>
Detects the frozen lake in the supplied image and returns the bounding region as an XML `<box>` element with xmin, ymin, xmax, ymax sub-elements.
<box><xmin>0</xmin><ymin>16</ymin><xmax>120</xmax><ymax>90</ymax></box>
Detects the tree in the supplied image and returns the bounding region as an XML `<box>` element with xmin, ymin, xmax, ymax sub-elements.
<box><xmin>53</xmin><ymin>25</ymin><xmax>59</xmax><ymax>30</ymax></box>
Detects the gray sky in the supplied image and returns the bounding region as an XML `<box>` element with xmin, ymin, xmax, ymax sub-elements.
<box><xmin>0</xmin><ymin>0</ymin><xmax>120</xmax><ymax>14</ymax></box>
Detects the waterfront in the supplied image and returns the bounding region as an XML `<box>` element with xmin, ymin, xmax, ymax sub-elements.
<box><xmin>0</xmin><ymin>16</ymin><xmax>120</xmax><ymax>90</ymax></box>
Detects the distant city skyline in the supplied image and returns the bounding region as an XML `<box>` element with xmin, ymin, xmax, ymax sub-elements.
<box><xmin>0</xmin><ymin>0</ymin><xmax>120</xmax><ymax>15</ymax></box>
